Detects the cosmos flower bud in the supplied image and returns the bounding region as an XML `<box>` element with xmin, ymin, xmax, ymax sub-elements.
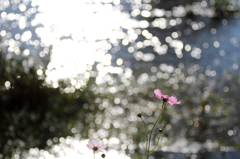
<box><xmin>158</xmin><ymin>128</ymin><xmax>162</xmax><ymax>132</ymax></box>
<box><xmin>137</xmin><ymin>113</ymin><xmax>142</xmax><ymax>118</ymax></box>
<box><xmin>101</xmin><ymin>154</ymin><xmax>106</xmax><ymax>158</ymax></box>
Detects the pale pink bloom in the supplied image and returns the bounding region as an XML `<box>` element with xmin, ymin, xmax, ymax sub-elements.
<box><xmin>87</xmin><ymin>138</ymin><xmax>106</xmax><ymax>153</ymax></box>
<box><xmin>154</xmin><ymin>89</ymin><xmax>180</xmax><ymax>105</ymax></box>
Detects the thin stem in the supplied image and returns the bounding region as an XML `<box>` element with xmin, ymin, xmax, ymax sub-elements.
<box><xmin>147</xmin><ymin>102</ymin><xmax>165</xmax><ymax>154</ymax></box>
<box><xmin>140</xmin><ymin>117</ymin><xmax>148</xmax><ymax>136</ymax></box>
<box><xmin>150</xmin><ymin>133</ymin><xmax>162</xmax><ymax>154</ymax></box>
<box><xmin>94</xmin><ymin>152</ymin><xmax>95</xmax><ymax>159</ymax></box>
<box><xmin>147</xmin><ymin>153</ymin><xmax>150</xmax><ymax>159</ymax></box>
<box><xmin>140</xmin><ymin>117</ymin><xmax>149</xmax><ymax>151</ymax></box>
<box><xmin>140</xmin><ymin>142</ymin><xmax>148</xmax><ymax>154</ymax></box>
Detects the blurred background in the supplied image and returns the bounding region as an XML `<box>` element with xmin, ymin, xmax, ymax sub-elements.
<box><xmin>1</xmin><ymin>0</ymin><xmax>240</xmax><ymax>158</ymax></box>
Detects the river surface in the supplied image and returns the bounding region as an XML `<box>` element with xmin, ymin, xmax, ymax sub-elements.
<box><xmin>1</xmin><ymin>0</ymin><xmax>240</xmax><ymax>158</ymax></box>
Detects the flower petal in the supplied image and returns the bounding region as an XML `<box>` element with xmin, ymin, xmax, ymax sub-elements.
<box><xmin>87</xmin><ymin>139</ymin><xmax>93</xmax><ymax>149</ymax></box>
<box><xmin>98</xmin><ymin>142</ymin><xmax>106</xmax><ymax>150</ymax></box>
<box><xmin>168</xmin><ymin>96</ymin><xmax>180</xmax><ymax>105</ymax></box>
<box><xmin>162</xmin><ymin>95</ymin><xmax>169</xmax><ymax>100</ymax></box>
<box><xmin>87</xmin><ymin>144</ymin><xmax>93</xmax><ymax>149</ymax></box>
<box><xmin>154</xmin><ymin>89</ymin><xmax>163</xmax><ymax>99</ymax></box>
<box><xmin>93</xmin><ymin>138</ymin><xmax>100</xmax><ymax>146</ymax></box>
<box><xmin>96</xmin><ymin>149</ymin><xmax>103</xmax><ymax>153</ymax></box>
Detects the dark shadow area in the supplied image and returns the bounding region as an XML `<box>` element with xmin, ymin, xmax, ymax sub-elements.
<box><xmin>0</xmin><ymin>49</ymin><xmax>98</xmax><ymax>158</ymax></box>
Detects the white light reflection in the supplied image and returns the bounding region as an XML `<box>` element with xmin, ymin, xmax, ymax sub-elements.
<box><xmin>26</xmin><ymin>139</ymin><xmax>130</xmax><ymax>159</ymax></box>
<box><xmin>32</xmin><ymin>0</ymin><xmax>136</xmax><ymax>89</ymax></box>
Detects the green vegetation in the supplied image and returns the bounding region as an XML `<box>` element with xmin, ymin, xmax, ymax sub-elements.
<box><xmin>0</xmin><ymin>51</ymin><xmax>98</xmax><ymax>158</ymax></box>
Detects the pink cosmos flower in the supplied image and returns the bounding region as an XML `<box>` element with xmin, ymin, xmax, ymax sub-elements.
<box><xmin>87</xmin><ymin>138</ymin><xmax>106</xmax><ymax>153</ymax></box>
<box><xmin>154</xmin><ymin>89</ymin><xmax>180</xmax><ymax>105</ymax></box>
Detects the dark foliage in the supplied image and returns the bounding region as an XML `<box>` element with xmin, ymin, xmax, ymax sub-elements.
<box><xmin>0</xmin><ymin>52</ymin><xmax>94</xmax><ymax>158</ymax></box>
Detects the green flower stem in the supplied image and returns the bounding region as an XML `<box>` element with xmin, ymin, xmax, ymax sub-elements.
<box><xmin>147</xmin><ymin>153</ymin><xmax>150</xmax><ymax>159</ymax></box>
<box><xmin>94</xmin><ymin>152</ymin><xmax>95</xmax><ymax>159</ymax></box>
<box><xmin>147</xmin><ymin>102</ymin><xmax>165</xmax><ymax>156</ymax></box>
<box><xmin>150</xmin><ymin>134</ymin><xmax>162</xmax><ymax>154</ymax></box>
<box><xmin>140</xmin><ymin>117</ymin><xmax>149</xmax><ymax>151</ymax></box>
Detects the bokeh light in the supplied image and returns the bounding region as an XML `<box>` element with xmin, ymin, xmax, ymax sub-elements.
<box><xmin>1</xmin><ymin>0</ymin><xmax>240</xmax><ymax>158</ymax></box>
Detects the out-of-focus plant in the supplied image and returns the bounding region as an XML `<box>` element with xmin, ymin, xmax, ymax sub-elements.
<box><xmin>0</xmin><ymin>50</ymin><xmax>97</xmax><ymax>158</ymax></box>
<box><xmin>151</xmin><ymin>0</ymin><xmax>238</xmax><ymax>18</ymax></box>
